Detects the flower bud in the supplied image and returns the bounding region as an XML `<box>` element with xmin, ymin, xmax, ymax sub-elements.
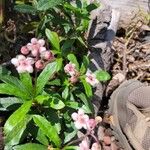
<box><xmin>69</xmin><ymin>76</ymin><xmax>78</xmax><ymax>84</ymax></box>
<box><xmin>35</xmin><ymin>60</ymin><xmax>44</xmax><ymax>70</ymax></box>
<box><xmin>41</xmin><ymin>51</ymin><xmax>54</xmax><ymax>60</ymax></box>
<box><xmin>31</xmin><ymin>38</ymin><xmax>38</xmax><ymax>44</ymax></box>
<box><xmin>87</xmin><ymin>119</ymin><xmax>96</xmax><ymax>130</ymax></box>
<box><xmin>38</xmin><ymin>39</ymin><xmax>45</xmax><ymax>47</ymax></box>
<box><xmin>21</xmin><ymin>46</ymin><xmax>29</xmax><ymax>55</ymax></box>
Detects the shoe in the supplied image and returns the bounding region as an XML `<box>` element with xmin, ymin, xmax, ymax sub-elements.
<box><xmin>108</xmin><ymin>80</ymin><xmax>150</xmax><ymax>150</ymax></box>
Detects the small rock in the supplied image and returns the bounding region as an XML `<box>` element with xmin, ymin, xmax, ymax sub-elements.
<box><xmin>97</xmin><ymin>126</ymin><xmax>105</xmax><ymax>141</ymax></box>
<box><xmin>111</xmin><ymin>142</ymin><xmax>119</xmax><ymax>150</ymax></box>
<box><xmin>103</xmin><ymin>136</ymin><xmax>111</xmax><ymax>145</ymax></box>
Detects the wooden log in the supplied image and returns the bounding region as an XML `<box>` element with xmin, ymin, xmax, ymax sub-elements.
<box><xmin>100</xmin><ymin>0</ymin><xmax>150</xmax><ymax>28</ymax></box>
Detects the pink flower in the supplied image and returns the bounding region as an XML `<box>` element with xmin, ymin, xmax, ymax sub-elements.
<box><xmin>31</xmin><ymin>49</ymin><xmax>39</xmax><ymax>57</ymax></box>
<box><xmin>11</xmin><ymin>55</ymin><xmax>34</xmax><ymax>73</ymax></box>
<box><xmin>71</xmin><ymin>109</ymin><xmax>89</xmax><ymax>129</ymax></box>
<box><xmin>64</xmin><ymin>63</ymin><xmax>76</xmax><ymax>76</ymax></box>
<box><xmin>20</xmin><ymin>46</ymin><xmax>29</xmax><ymax>55</ymax></box>
<box><xmin>38</xmin><ymin>39</ymin><xmax>45</xmax><ymax>47</ymax></box>
<box><xmin>31</xmin><ymin>38</ymin><xmax>38</xmax><ymax>44</ymax></box>
<box><xmin>91</xmin><ymin>143</ymin><xmax>101</xmax><ymax>150</ymax></box>
<box><xmin>86</xmin><ymin>119</ymin><xmax>96</xmax><ymax>130</ymax></box>
<box><xmin>85</xmin><ymin>72</ymin><xmax>99</xmax><ymax>86</ymax></box>
<box><xmin>69</xmin><ymin>75</ymin><xmax>78</xmax><ymax>84</ymax></box>
<box><xmin>39</xmin><ymin>47</ymin><xmax>46</xmax><ymax>53</ymax></box>
<box><xmin>79</xmin><ymin>138</ymin><xmax>90</xmax><ymax>150</ymax></box>
<box><xmin>35</xmin><ymin>60</ymin><xmax>44</xmax><ymax>70</ymax></box>
<box><xmin>41</xmin><ymin>51</ymin><xmax>54</xmax><ymax>61</ymax></box>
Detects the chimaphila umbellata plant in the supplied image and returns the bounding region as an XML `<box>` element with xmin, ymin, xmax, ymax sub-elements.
<box><xmin>0</xmin><ymin>0</ymin><xmax>110</xmax><ymax>149</ymax></box>
<box><xmin>0</xmin><ymin>35</ymin><xmax>110</xmax><ymax>150</ymax></box>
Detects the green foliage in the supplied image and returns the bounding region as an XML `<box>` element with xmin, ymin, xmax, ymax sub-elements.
<box><xmin>45</xmin><ymin>29</ymin><xmax>61</xmax><ymax>51</ymax></box>
<box><xmin>13</xmin><ymin>143</ymin><xmax>47</xmax><ymax>150</ymax></box>
<box><xmin>4</xmin><ymin>101</ymin><xmax>32</xmax><ymax>133</ymax></box>
<box><xmin>33</xmin><ymin>115</ymin><xmax>61</xmax><ymax>147</ymax></box>
<box><xmin>36</xmin><ymin>0</ymin><xmax>63</xmax><ymax>11</ymax></box>
<box><xmin>0</xmin><ymin>0</ymin><xmax>111</xmax><ymax>149</ymax></box>
<box><xmin>36</xmin><ymin>61</ymin><xmax>58</xmax><ymax>95</ymax></box>
<box><xmin>95</xmin><ymin>70</ymin><xmax>111</xmax><ymax>81</ymax></box>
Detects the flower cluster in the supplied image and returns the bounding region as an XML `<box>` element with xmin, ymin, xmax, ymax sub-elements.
<box><xmin>64</xmin><ymin>62</ymin><xmax>79</xmax><ymax>84</ymax></box>
<box><xmin>11</xmin><ymin>38</ymin><xmax>54</xmax><ymax>73</ymax></box>
<box><xmin>71</xmin><ymin>109</ymin><xmax>102</xmax><ymax>131</ymax></box>
<box><xmin>72</xmin><ymin>109</ymin><xmax>102</xmax><ymax>150</ymax></box>
<box><xmin>64</xmin><ymin>63</ymin><xmax>99</xmax><ymax>86</ymax></box>
<box><xmin>85</xmin><ymin>72</ymin><xmax>99</xmax><ymax>87</ymax></box>
<box><xmin>79</xmin><ymin>138</ymin><xmax>100</xmax><ymax>150</ymax></box>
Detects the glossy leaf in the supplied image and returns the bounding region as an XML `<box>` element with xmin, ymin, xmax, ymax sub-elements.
<box><xmin>80</xmin><ymin>56</ymin><xmax>89</xmax><ymax>74</ymax></box>
<box><xmin>4</xmin><ymin>101</ymin><xmax>32</xmax><ymax>134</ymax></box>
<box><xmin>64</xmin><ymin>130</ymin><xmax>77</xmax><ymax>144</ymax></box>
<box><xmin>95</xmin><ymin>70</ymin><xmax>111</xmax><ymax>81</ymax></box>
<box><xmin>36</xmin><ymin>62</ymin><xmax>57</xmax><ymax>95</ymax></box>
<box><xmin>76</xmin><ymin>92</ymin><xmax>93</xmax><ymax>113</ymax></box>
<box><xmin>36</xmin><ymin>0</ymin><xmax>62</xmax><ymax>11</ymax></box>
<box><xmin>33</xmin><ymin>115</ymin><xmax>61</xmax><ymax>147</ymax></box>
<box><xmin>0</xmin><ymin>75</ymin><xmax>31</xmax><ymax>98</ymax></box>
<box><xmin>0</xmin><ymin>97</ymin><xmax>23</xmax><ymax>111</ymax></box>
<box><xmin>14</xmin><ymin>4</ymin><xmax>37</xmax><ymax>13</ymax></box>
<box><xmin>0</xmin><ymin>83</ymin><xmax>29</xmax><ymax>99</ymax></box>
<box><xmin>36</xmin><ymin>129</ymin><xmax>49</xmax><ymax>146</ymax></box>
<box><xmin>19</xmin><ymin>73</ymin><xmax>33</xmax><ymax>94</ymax></box>
<box><xmin>81</xmin><ymin>79</ymin><xmax>92</xmax><ymax>98</ymax></box>
<box><xmin>65</xmin><ymin>101</ymin><xmax>79</xmax><ymax>109</ymax></box>
<box><xmin>62</xmin><ymin>86</ymin><xmax>69</xmax><ymax>100</ymax></box>
<box><xmin>13</xmin><ymin>143</ymin><xmax>47</xmax><ymax>150</ymax></box>
<box><xmin>5</xmin><ymin>116</ymin><xmax>32</xmax><ymax>146</ymax></box>
<box><xmin>67</xmin><ymin>54</ymin><xmax>79</xmax><ymax>70</ymax></box>
<box><xmin>63</xmin><ymin>146</ymin><xmax>79</xmax><ymax>150</ymax></box>
<box><xmin>45</xmin><ymin>28</ymin><xmax>60</xmax><ymax>51</ymax></box>
<box><xmin>50</xmin><ymin>96</ymin><xmax>65</xmax><ymax>110</ymax></box>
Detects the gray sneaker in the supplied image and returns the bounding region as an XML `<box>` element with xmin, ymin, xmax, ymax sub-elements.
<box><xmin>108</xmin><ymin>80</ymin><xmax>150</xmax><ymax>150</ymax></box>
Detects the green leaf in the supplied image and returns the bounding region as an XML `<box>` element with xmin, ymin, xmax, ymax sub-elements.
<box><xmin>63</xmin><ymin>146</ymin><xmax>79</xmax><ymax>150</ymax></box>
<box><xmin>95</xmin><ymin>70</ymin><xmax>111</xmax><ymax>81</ymax></box>
<box><xmin>4</xmin><ymin>101</ymin><xmax>32</xmax><ymax>134</ymax></box>
<box><xmin>5</xmin><ymin>116</ymin><xmax>32</xmax><ymax>146</ymax></box>
<box><xmin>33</xmin><ymin>115</ymin><xmax>61</xmax><ymax>147</ymax></box>
<box><xmin>65</xmin><ymin>101</ymin><xmax>79</xmax><ymax>109</ymax></box>
<box><xmin>19</xmin><ymin>73</ymin><xmax>33</xmax><ymax>94</ymax></box>
<box><xmin>48</xmin><ymin>79</ymin><xmax>61</xmax><ymax>86</ymax></box>
<box><xmin>45</xmin><ymin>28</ymin><xmax>60</xmax><ymax>51</ymax></box>
<box><xmin>13</xmin><ymin>143</ymin><xmax>47</xmax><ymax>150</ymax></box>
<box><xmin>61</xmin><ymin>39</ymin><xmax>75</xmax><ymax>56</ymax></box>
<box><xmin>67</xmin><ymin>54</ymin><xmax>79</xmax><ymax>70</ymax></box>
<box><xmin>0</xmin><ymin>97</ymin><xmax>23</xmax><ymax>111</ymax></box>
<box><xmin>56</xmin><ymin>58</ymin><xmax>63</xmax><ymax>71</ymax></box>
<box><xmin>80</xmin><ymin>56</ymin><xmax>89</xmax><ymax>74</ymax></box>
<box><xmin>36</xmin><ymin>129</ymin><xmax>49</xmax><ymax>146</ymax></box>
<box><xmin>86</xmin><ymin>3</ymin><xmax>99</xmax><ymax>12</ymax></box>
<box><xmin>50</xmin><ymin>96</ymin><xmax>65</xmax><ymax>110</ymax></box>
<box><xmin>36</xmin><ymin>62</ymin><xmax>57</xmax><ymax>95</ymax></box>
<box><xmin>62</xmin><ymin>86</ymin><xmax>69</xmax><ymax>100</ymax></box>
<box><xmin>14</xmin><ymin>4</ymin><xmax>37</xmax><ymax>13</ymax></box>
<box><xmin>81</xmin><ymin>79</ymin><xmax>93</xmax><ymax>98</ymax></box>
<box><xmin>76</xmin><ymin>93</ymin><xmax>93</xmax><ymax>113</ymax></box>
<box><xmin>36</xmin><ymin>0</ymin><xmax>62</xmax><ymax>11</ymax></box>
<box><xmin>0</xmin><ymin>83</ymin><xmax>29</xmax><ymax>99</ymax></box>
<box><xmin>0</xmin><ymin>75</ymin><xmax>31</xmax><ymax>98</ymax></box>
<box><xmin>0</xmin><ymin>65</ymin><xmax>10</xmax><ymax>75</ymax></box>
<box><xmin>35</xmin><ymin>95</ymin><xmax>49</xmax><ymax>104</ymax></box>
<box><xmin>64</xmin><ymin>130</ymin><xmax>77</xmax><ymax>144</ymax></box>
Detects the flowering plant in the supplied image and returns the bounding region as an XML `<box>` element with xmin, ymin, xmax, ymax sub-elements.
<box><xmin>0</xmin><ymin>1</ymin><xmax>110</xmax><ymax>149</ymax></box>
<box><xmin>0</xmin><ymin>34</ymin><xmax>110</xmax><ymax>149</ymax></box>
